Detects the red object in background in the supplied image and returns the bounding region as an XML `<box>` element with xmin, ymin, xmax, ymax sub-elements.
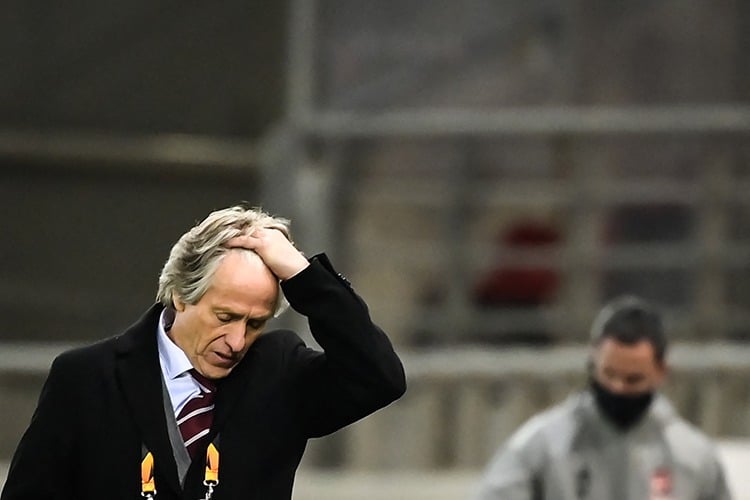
<box><xmin>473</xmin><ymin>221</ymin><xmax>562</xmax><ymax>307</ymax></box>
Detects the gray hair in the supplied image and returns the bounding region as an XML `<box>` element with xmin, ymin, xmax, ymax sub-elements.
<box><xmin>156</xmin><ymin>205</ymin><xmax>292</xmax><ymax>316</ymax></box>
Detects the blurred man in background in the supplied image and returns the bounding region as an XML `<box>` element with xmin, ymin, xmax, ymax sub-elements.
<box><xmin>475</xmin><ymin>295</ymin><xmax>731</xmax><ymax>500</ymax></box>
<box><xmin>1</xmin><ymin>205</ymin><xmax>406</xmax><ymax>500</ymax></box>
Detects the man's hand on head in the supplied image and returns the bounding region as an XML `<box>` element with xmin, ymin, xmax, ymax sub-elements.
<box><xmin>226</xmin><ymin>228</ymin><xmax>310</xmax><ymax>280</ymax></box>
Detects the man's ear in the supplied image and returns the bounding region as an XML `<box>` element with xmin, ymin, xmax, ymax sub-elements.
<box><xmin>172</xmin><ymin>293</ymin><xmax>186</xmax><ymax>312</ymax></box>
<box><xmin>586</xmin><ymin>344</ymin><xmax>599</xmax><ymax>376</ymax></box>
<box><xmin>655</xmin><ymin>360</ymin><xmax>669</xmax><ymax>384</ymax></box>
<box><xmin>585</xmin><ymin>357</ymin><xmax>595</xmax><ymax>376</ymax></box>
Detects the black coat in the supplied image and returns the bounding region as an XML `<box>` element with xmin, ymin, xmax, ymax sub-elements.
<box><xmin>2</xmin><ymin>255</ymin><xmax>406</xmax><ymax>500</ymax></box>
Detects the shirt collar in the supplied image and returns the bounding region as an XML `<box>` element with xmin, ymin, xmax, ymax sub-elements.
<box><xmin>157</xmin><ymin>308</ymin><xmax>194</xmax><ymax>381</ymax></box>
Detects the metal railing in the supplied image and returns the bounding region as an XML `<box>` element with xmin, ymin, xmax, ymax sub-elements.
<box><xmin>4</xmin><ymin>341</ymin><xmax>750</xmax><ymax>469</ymax></box>
<box><xmin>0</xmin><ymin>130</ymin><xmax>259</xmax><ymax>170</ymax></box>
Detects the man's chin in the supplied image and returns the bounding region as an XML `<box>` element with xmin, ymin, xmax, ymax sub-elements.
<box><xmin>195</xmin><ymin>357</ymin><xmax>238</xmax><ymax>380</ymax></box>
<box><xmin>203</xmin><ymin>363</ymin><xmax>237</xmax><ymax>380</ymax></box>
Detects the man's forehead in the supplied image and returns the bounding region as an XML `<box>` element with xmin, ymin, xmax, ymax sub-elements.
<box><xmin>216</xmin><ymin>249</ymin><xmax>269</xmax><ymax>274</ymax></box>
<box><xmin>596</xmin><ymin>337</ymin><xmax>660</xmax><ymax>365</ymax></box>
<box><xmin>207</xmin><ymin>251</ymin><xmax>278</xmax><ymax>297</ymax></box>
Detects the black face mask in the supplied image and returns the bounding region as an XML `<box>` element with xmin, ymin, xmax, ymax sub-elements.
<box><xmin>589</xmin><ymin>378</ymin><xmax>654</xmax><ymax>431</ymax></box>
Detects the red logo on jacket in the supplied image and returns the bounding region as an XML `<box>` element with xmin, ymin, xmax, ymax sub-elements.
<box><xmin>650</xmin><ymin>466</ymin><xmax>673</xmax><ymax>497</ymax></box>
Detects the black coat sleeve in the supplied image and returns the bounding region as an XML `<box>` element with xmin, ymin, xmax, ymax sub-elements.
<box><xmin>1</xmin><ymin>355</ymin><xmax>79</xmax><ymax>500</ymax></box>
<box><xmin>280</xmin><ymin>254</ymin><xmax>406</xmax><ymax>438</ymax></box>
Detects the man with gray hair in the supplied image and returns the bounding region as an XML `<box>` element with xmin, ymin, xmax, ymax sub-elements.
<box><xmin>475</xmin><ymin>295</ymin><xmax>731</xmax><ymax>500</ymax></box>
<box><xmin>2</xmin><ymin>205</ymin><xmax>406</xmax><ymax>500</ymax></box>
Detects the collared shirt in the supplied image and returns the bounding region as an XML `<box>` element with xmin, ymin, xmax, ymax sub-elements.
<box><xmin>156</xmin><ymin>309</ymin><xmax>207</xmax><ymax>416</ymax></box>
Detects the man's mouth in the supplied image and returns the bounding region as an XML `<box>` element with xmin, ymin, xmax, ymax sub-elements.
<box><xmin>211</xmin><ymin>351</ymin><xmax>237</xmax><ymax>367</ymax></box>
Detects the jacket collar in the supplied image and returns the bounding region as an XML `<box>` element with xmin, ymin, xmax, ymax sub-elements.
<box><xmin>113</xmin><ymin>304</ymin><xmax>259</xmax><ymax>493</ymax></box>
<box><xmin>115</xmin><ymin>303</ymin><xmax>182</xmax><ymax>495</ymax></box>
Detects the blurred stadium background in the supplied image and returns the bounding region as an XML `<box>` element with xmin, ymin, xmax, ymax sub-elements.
<box><xmin>2</xmin><ymin>0</ymin><xmax>750</xmax><ymax>497</ymax></box>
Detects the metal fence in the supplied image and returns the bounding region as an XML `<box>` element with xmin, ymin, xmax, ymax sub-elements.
<box><xmin>4</xmin><ymin>341</ymin><xmax>750</xmax><ymax>469</ymax></box>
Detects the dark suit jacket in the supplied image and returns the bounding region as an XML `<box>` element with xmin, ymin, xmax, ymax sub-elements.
<box><xmin>1</xmin><ymin>255</ymin><xmax>406</xmax><ymax>500</ymax></box>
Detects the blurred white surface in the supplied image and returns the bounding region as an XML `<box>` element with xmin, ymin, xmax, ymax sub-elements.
<box><xmin>717</xmin><ymin>440</ymin><xmax>750</xmax><ymax>500</ymax></box>
<box><xmin>294</xmin><ymin>469</ymin><xmax>479</xmax><ymax>500</ymax></box>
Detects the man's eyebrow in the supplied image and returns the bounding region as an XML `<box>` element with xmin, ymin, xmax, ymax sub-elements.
<box><xmin>214</xmin><ymin>309</ymin><xmax>273</xmax><ymax>321</ymax></box>
<box><xmin>213</xmin><ymin>309</ymin><xmax>242</xmax><ymax>318</ymax></box>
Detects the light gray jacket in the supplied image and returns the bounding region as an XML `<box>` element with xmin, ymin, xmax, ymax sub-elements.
<box><xmin>475</xmin><ymin>391</ymin><xmax>731</xmax><ymax>500</ymax></box>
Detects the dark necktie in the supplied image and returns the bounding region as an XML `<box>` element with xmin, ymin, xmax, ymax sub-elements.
<box><xmin>177</xmin><ymin>369</ymin><xmax>216</xmax><ymax>459</ymax></box>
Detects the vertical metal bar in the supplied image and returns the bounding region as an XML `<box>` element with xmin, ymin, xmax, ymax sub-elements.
<box><xmin>693</xmin><ymin>148</ymin><xmax>732</xmax><ymax>339</ymax></box>
<box><xmin>441</xmin><ymin>140</ymin><xmax>473</xmax><ymax>344</ymax></box>
<box><xmin>257</xmin><ymin>0</ymin><xmax>322</xmax><ymax>337</ymax></box>
<box><xmin>286</xmin><ymin>0</ymin><xmax>317</xmax><ymax>122</ymax></box>
<box><xmin>562</xmin><ymin>136</ymin><xmax>605</xmax><ymax>335</ymax></box>
<box><xmin>738</xmin><ymin>0</ymin><xmax>750</xmax><ymax>102</ymax></box>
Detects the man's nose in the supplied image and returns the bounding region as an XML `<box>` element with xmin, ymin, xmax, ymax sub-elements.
<box><xmin>224</xmin><ymin>323</ymin><xmax>247</xmax><ymax>352</ymax></box>
<box><xmin>606</xmin><ymin>378</ymin><xmax>628</xmax><ymax>394</ymax></box>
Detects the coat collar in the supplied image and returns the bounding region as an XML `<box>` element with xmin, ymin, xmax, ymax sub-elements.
<box><xmin>211</xmin><ymin>346</ymin><xmax>256</xmax><ymax>434</ymax></box>
<box><xmin>113</xmin><ymin>304</ymin><xmax>259</xmax><ymax>493</ymax></box>
<box><xmin>115</xmin><ymin>304</ymin><xmax>182</xmax><ymax>495</ymax></box>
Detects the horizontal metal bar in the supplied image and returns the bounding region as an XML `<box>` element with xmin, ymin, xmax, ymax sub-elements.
<box><xmin>401</xmin><ymin>342</ymin><xmax>750</xmax><ymax>380</ymax></box>
<box><xmin>0</xmin><ymin>129</ymin><xmax>260</xmax><ymax>171</ymax></box>
<box><xmin>298</xmin><ymin>105</ymin><xmax>750</xmax><ymax>137</ymax></box>
<box><xmin>352</xmin><ymin>178</ymin><xmax>740</xmax><ymax>208</ymax></box>
<box><xmin>3</xmin><ymin>341</ymin><xmax>750</xmax><ymax>378</ymax></box>
<box><xmin>0</xmin><ymin>342</ymin><xmax>84</xmax><ymax>375</ymax></box>
<box><xmin>351</xmin><ymin>238</ymin><xmax>750</xmax><ymax>269</ymax></box>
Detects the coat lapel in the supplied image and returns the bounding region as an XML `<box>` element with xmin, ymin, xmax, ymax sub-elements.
<box><xmin>115</xmin><ymin>304</ymin><xmax>182</xmax><ymax>495</ymax></box>
<box><xmin>212</xmin><ymin>346</ymin><xmax>258</xmax><ymax>435</ymax></box>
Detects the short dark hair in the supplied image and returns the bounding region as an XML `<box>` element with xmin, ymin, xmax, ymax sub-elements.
<box><xmin>589</xmin><ymin>295</ymin><xmax>667</xmax><ymax>362</ymax></box>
